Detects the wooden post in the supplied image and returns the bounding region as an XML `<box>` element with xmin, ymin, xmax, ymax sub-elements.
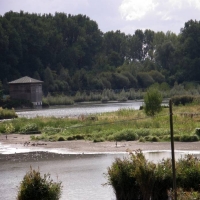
<box><xmin>169</xmin><ymin>99</ymin><xmax>177</xmax><ymax>200</ymax></box>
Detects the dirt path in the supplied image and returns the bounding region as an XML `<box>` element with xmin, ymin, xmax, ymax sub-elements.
<box><xmin>1</xmin><ymin>134</ymin><xmax>200</xmax><ymax>153</ymax></box>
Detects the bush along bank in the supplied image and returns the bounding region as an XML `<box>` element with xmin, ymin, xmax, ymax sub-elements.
<box><xmin>0</xmin><ymin>107</ymin><xmax>18</xmax><ymax>119</ymax></box>
<box><xmin>106</xmin><ymin>150</ymin><xmax>200</xmax><ymax>200</ymax></box>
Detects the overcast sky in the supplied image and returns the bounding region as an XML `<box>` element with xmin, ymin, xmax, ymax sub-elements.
<box><xmin>1</xmin><ymin>0</ymin><xmax>200</xmax><ymax>35</ymax></box>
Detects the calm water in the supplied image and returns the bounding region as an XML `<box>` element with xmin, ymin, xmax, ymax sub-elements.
<box><xmin>0</xmin><ymin>153</ymin><xmax>119</xmax><ymax>200</ymax></box>
<box><xmin>16</xmin><ymin>101</ymin><xmax>143</xmax><ymax>118</ymax></box>
<box><xmin>0</xmin><ymin>151</ymin><xmax>199</xmax><ymax>200</ymax></box>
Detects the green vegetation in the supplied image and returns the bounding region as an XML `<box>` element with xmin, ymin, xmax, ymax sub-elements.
<box><xmin>43</xmin><ymin>95</ymin><xmax>74</xmax><ymax>106</ymax></box>
<box><xmin>41</xmin><ymin>85</ymin><xmax>200</xmax><ymax>106</ymax></box>
<box><xmin>17</xmin><ymin>167</ymin><xmax>62</xmax><ymax>200</ymax></box>
<box><xmin>106</xmin><ymin>150</ymin><xmax>200</xmax><ymax>200</ymax></box>
<box><xmin>0</xmin><ymin>107</ymin><xmax>17</xmax><ymax>119</ymax></box>
<box><xmin>0</xmin><ymin>98</ymin><xmax>33</xmax><ymax>109</ymax></box>
<box><xmin>144</xmin><ymin>88</ymin><xmax>162</xmax><ymax>116</ymax></box>
<box><xmin>20</xmin><ymin>123</ymin><xmax>39</xmax><ymax>133</ymax></box>
<box><xmin>1</xmin><ymin>103</ymin><xmax>200</xmax><ymax>143</ymax></box>
<box><xmin>1</xmin><ymin>12</ymin><xmax>200</xmax><ymax>98</ymax></box>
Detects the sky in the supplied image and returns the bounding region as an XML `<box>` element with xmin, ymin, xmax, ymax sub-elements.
<box><xmin>1</xmin><ymin>0</ymin><xmax>200</xmax><ymax>35</ymax></box>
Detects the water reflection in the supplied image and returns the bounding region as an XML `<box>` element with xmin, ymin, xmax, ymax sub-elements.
<box><xmin>144</xmin><ymin>150</ymin><xmax>199</xmax><ymax>163</ymax></box>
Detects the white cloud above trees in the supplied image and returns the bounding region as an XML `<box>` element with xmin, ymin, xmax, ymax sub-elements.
<box><xmin>119</xmin><ymin>0</ymin><xmax>200</xmax><ymax>21</ymax></box>
<box><xmin>119</xmin><ymin>0</ymin><xmax>158</xmax><ymax>20</ymax></box>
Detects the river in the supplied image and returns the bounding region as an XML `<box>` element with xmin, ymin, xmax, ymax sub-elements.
<box><xmin>16</xmin><ymin>101</ymin><xmax>143</xmax><ymax>118</ymax></box>
<box><xmin>0</xmin><ymin>151</ymin><xmax>198</xmax><ymax>200</ymax></box>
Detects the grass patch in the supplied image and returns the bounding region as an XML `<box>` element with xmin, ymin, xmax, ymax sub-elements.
<box><xmin>1</xmin><ymin>104</ymin><xmax>200</xmax><ymax>142</ymax></box>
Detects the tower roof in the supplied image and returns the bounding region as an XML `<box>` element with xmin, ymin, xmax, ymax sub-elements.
<box><xmin>9</xmin><ymin>76</ymin><xmax>43</xmax><ymax>84</ymax></box>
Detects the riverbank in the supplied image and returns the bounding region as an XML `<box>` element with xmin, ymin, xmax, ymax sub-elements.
<box><xmin>1</xmin><ymin>134</ymin><xmax>200</xmax><ymax>156</ymax></box>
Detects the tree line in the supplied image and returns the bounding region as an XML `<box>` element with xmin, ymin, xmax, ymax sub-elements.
<box><xmin>0</xmin><ymin>11</ymin><xmax>200</xmax><ymax>95</ymax></box>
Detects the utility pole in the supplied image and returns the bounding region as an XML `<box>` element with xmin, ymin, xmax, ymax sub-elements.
<box><xmin>169</xmin><ymin>99</ymin><xmax>177</xmax><ymax>200</ymax></box>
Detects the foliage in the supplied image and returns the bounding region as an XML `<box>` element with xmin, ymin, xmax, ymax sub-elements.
<box><xmin>180</xmin><ymin>134</ymin><xmax>199</xmax><ymax>142</ymax></box>
<box><xmin>43</xmin><ymin>95</ymin><xmax>74</xmax><ymax>106</ymax></box>
<box><xmin>5</xmin><ymin>123</ymin><xmax>15</xmax><ymax>133</ymax></box>
<box><xmin>20</xmin><ymin>123</ymin><xmax>39</xmax><ymax>133</ymax></box>
<box><xmin>17</xmin><ymin>167</ymin><xmax>62</xmax><ymax>200</ymax></box>
<box><xmin>176</xmin><ymin>154</ymin><xmax>200</xmax><ymax>191</ymax></box>
<box><xmin>195</xmin><ymin>128</ymin><xmax>200</xmax><ymax>137</ymax></box>
<box><xmin>171</xmin><ymin>95</ymin><xmax>195</xmax><ymax>106</ymax></box>
<box><xmin>106</xmin><ymin>150</ymin><xmax>200</xmax><ymax>200</ymax></box>
<box><xmin>0</xmin><ymin>107</ymin><xmax>18</xmax><ymax>119</ymax></box>
<box><xmin>144</xmin><ymin>88</ymin><xmax>163</xmax><ymax>116</ymax></box>
<box><xmin>2</xmin><ymin>12</ymin><xmax>200</xmax><ymax>96</ymax></box>
<box><xmin>137</xmin><ymin>72</ymin><xmax>155</xmax><ymax>88</ymax></box>
<box><xmin>113</xmin><ymin>129</ymin><xmax>138</xmax><ymax>141</ymax></box>
<box><xmin>57</xmin><ymin>136</ymin><xmax>65</xmax><ymax>141</ymax></box>
<box><xmin>0</xmin><ymin>98</ymin><xmax>33</xmax><ymax>109</ymax></box>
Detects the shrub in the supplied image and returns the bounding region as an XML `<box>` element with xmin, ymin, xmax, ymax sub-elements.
<box><xmin>5</xmin><ymin>123</ymin><xmax>15</xmax><ymax>133</ymax></box>
<box><xmin>17</xmin><ymin>167</ymin><xmax>62</xmax><ymax>200</ymax></box>
<box><xmin>176</xmin><ymin>154</ymin><xmax>200</xmax><ymax>191</ymax></box>
<box><xmin>139</xmin><ymin>137</ymin><xmax>145</xmax><ymax>142</ymax></box>
<box><xmin>43</xmin><ymin>95</ymin><xmax>74</xmax><ymax>105</ymax></box>
<box><xmin>195</xmin><ymin>128</ymin><xmax>200</xmax><ymax>137</ymax></box>
<box><xmin>173</xmin><ymin>134</ymin><xmax>181</xmax><ymax>141</ymax></box>
<box><xmin>144</xmin><ymin>88</ymin><xmax>163</xmax><ymax>116</ymax></box>
<box><xmin>180</xmin><ymin>135</ymin><xmax>199</xmax><ymax>142</ymax></box>
<box><xmin>150</xmin><ymin>136</ymin><xmax>160</xmax><ymax>142</ymax></box>
<box><xmin>171</xmin><ymin>95</ymin><xmax>195</xmax><ymax>106</ymax></box>
<box><xmin>66</xmin><ymin>135</ymin><xmax>84</xmax><ymax>140</ymax></box>
<box><xmin>57</xmin><ymin>137</ymin><xmax>65</xmax><ymax>141</ymax></box>
<box><xmin>113</xmin><ymin>129</ymin><xmax>138</xmax><ymax>141</ymax></box>
<box><xmin>144</xmin><ymin>135</ymin><xmax>160</xmax><ymax>142</ymax></box>
<box><xmin>1</xmin><ymin>98</ymin><xmax>33</xmax><ymax>109</ymax></box>
<box><xmin>135</xmin><ymin>129</ymin><xmax>150</xmax><ymax>137</ymax></box>
<box><xmin>106</xmin><ymin>155</ymin><xmax>142</xmax><ymax>200</ymax></box>
<box><xmin>0</xmin><ymin>107</ymin><xmax>18</xmax><ymax>119</ymax></box>
<box><xmin>106</xmin><ymin>150</ymin><xmax>200</xmax><ymax>200</ymax></box>
<box><xmin>20</xmin><ymin>123</ymin><xmax>39</xmax><ymax>133</ymax></box>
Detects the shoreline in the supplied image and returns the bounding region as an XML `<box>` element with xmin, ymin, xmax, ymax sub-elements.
<box><xmin>1</xmin><ymin>134</ymin><xmax>200</xmax><ymax>162</ymax></box>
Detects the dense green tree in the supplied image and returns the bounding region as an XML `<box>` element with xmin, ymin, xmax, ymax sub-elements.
<box><xmin>179</xmin><ymin>20</ymin><xmax>200</xmax><ymax>81</ymax></box>
<box><xmin>43</xmin><ymin>67</ymin><xmax>55</xmax><ymax>95</ymax></box>
<box><xmin>137</xmin><ymin>72</ymin><xmax>155</xmax><ymax>88</ymax></box>
<box><xmin>0</xmin><ymin>81</ymin><xmax>3</xmax><ymax>98</ymax></box>
<box><xmin>103</xmin><ymin>30</ymin><xmax>127</xmax><ymax>67</ymax></box>
<box><xmin>144</xmin><ymin>88</ymin><xmax>163</xmax><ymax>116</ymax></box>
<box><xmin>149</xmin><ymin>70</ymin><xmax>165</xmax><ymax>83</ymax></box>
<box><xmin>0</xmin><ymin>11</ymin><xmax>200</xmax><ymax>94</ymax></box>
<box><xmin>33</xmin><ymin>71</ymin><xmax>41</xmax><ymax>80</ymax></box>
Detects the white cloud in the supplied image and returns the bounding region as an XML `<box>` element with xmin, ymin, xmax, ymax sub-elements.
<box><xmin>119</xmin><ymin>0</ymin><xmax>158</xmax><ymax>20</ymax></box>
<box><xmin>169</xmin><ymin>0</ymin><xmax>200</xmax><ymax>10</ymax></box>
<box><xmin>119</xmin><ymin>0</ymin><xmax>200</xmax><ymax>22</ymax></box>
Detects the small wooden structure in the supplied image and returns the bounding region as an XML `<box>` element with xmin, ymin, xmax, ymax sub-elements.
<box><xmin>9</xmin><ymin>76</ymin><xmax>43</xmax><ymax>108</ymax></box>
